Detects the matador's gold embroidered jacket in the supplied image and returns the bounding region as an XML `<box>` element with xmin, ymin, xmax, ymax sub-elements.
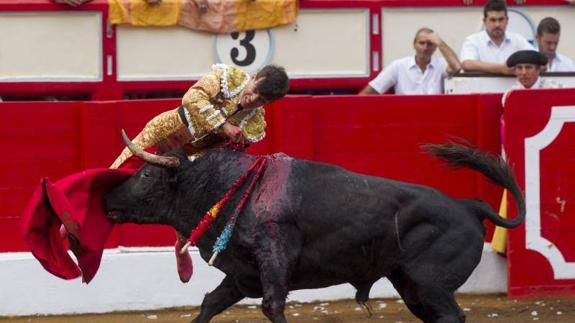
<box><xmin>110</xmin><ymin>64</ymin><xmax>266</xmax><ymax>169</ymax></box>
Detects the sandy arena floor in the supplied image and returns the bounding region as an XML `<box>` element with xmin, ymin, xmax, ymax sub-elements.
<box><xmin>3</xmin><ymin>294</ymin><xmax>575</xmax><ymax>322</ymax></box>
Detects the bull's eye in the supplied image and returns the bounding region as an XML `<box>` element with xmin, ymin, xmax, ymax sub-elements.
<box><xmin>142</xmin><ymin>170</ymin><xmax>151</xmax><ymax>178</ymax></box>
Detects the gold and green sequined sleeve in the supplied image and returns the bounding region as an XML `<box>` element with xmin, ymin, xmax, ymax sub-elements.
<box><xmin>110</xmin><ymin>109</ymin><xmax>182</xmax><ymax>169</ymax></box>
<box><xmin>240</xmin><ymin>107</ymin><xmax>266</xmax><ymax>143</ymax></box>
<box><xmin>182</xmin><ymin>71</ymin><xmax>226</xmax><ymax>137</ymax></box>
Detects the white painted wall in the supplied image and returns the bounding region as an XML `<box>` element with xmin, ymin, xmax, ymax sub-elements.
<box><xmin>1</xmin><ymin>7</ymin><xmax>571</xmax><ymax>83</ymax></box>
<box><xmin>0</xmin><ymin>11</ymin><xmax>102</xmax><ymax>81</ymax></box>
<box><xmin>116</xmin><ymin>25</ymin><xmax>214</xmax><ymax>80</ymax></box>
<box><xmin>272</xmin><ymin>9</ymin><xmax>370</xmax><ymax>78</ymax></box>
<box><xmin>0</xmin><ymin>243</ymin><xmax>506</xmax><ymax>316</ymax></box>
<box><xmin>117</xmin><ymin>9</ymin><xmax>371</xmax><ymax>80</ymax></box>
<box><xmin>446</xmin><ymin>75</ymin><xmax>575</xmax><ymax>94</ymax></box>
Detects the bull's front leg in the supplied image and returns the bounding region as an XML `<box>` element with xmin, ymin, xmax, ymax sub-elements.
<box><xmin>192</xmin><ymin>275</ymin><xmax>244</xmax><ymax>323</ymax></box>
<box><xmin>255</xmin><ymin>224</ymin><xmax>301</xmax><ymax>323</ymax></box>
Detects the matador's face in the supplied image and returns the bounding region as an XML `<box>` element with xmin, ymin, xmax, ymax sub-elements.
<box><xmin>240</xmin><ymin>76</ymin><xmax>269</xmax><ymax>109</ymax></box>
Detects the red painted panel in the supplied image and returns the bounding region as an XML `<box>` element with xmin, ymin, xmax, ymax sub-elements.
<box><xmin>540</xmin><ymin>128</ymin><xmax>575</xmax><ymax>262</ymax></box>
<box><xmin>0</xmin><ymin>95</ymin><xmax>504</xmax><ymax>252</ymax></box>
<box><xmin>0</xmin><ymin>187</ymin><xmax>34</xmax><ymax>218</ymax></box>
<box><xmin>267</xmin><ymin>96</ymin><xmax>315</xmax><ymax>160</ymax></box>
<box><xmin>0</xmin><ymin>102</ymin><xmax>82</xmax><ymax>251</ymax></box>
<box><xmin>116</xmin><ymin>224</ymin><xmax>176</xmax><ymax>247</ymax></box>
<box><xmin>0</xmin><ymin>103</ymin><xmax>81</xmax><ymax>185</ymax></box>
<box><xmin>0</xmin><ymin>218</ymin><xmax>28</xmax><ymax>251</ymax></box>
<box><xmin>311</xmin><ymin>95</ymin><xmax>479</xmax><ymax>189</ymax></box>
<box><xmin>505</xmin><ymin>88</ymin><xmax>575</xmax><ymax>298</ymax></box>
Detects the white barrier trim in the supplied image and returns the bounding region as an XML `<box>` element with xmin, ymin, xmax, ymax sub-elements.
<box><xmin>524</xmin><ymin>106</ymin><xmax>575</xmax><ymax>279</ymax></box>
<box><xmin>0</xmin><ymin>243</ymin><xmax>505</xmax><ymax>316</ymax></box>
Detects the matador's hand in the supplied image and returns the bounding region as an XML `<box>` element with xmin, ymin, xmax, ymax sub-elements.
<box><xmin>222</xmin><ymin>122</ymin><xmax>245</xmax><ymax>145</ymax></box>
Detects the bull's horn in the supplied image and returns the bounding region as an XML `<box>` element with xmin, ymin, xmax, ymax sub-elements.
<box><xmin>121</xmin><ymin>129</ymin><xmax>180</xmax><ymax>168</ymax></box>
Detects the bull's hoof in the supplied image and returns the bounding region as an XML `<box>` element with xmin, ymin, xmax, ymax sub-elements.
<box><xmin>360</xmin><ymin>301</ymin><xmax>373</xmax><ymax>317</ymax></box>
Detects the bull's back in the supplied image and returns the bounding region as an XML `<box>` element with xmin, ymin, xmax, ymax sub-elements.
<box><xmin>281</xmin><ymin>159</ymin><xmax>484</xmax><ymax>288</ymax></box>
<box><xmin>283</xmin><ymin>160</ymin><xmax>410</xmax><ymax>284</ymax></box>
<box><xmin>288</xmin><ymin>159</ymin><xmax>411</xmax><ymax>230</ymax></box>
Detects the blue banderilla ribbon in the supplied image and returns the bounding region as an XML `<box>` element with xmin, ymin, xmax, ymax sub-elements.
<box><xmin>208</xmin><ymin>157</ymin><xmax>268</xmax><ymax>266</ymax></box>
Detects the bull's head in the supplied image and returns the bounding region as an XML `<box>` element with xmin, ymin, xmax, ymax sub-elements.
<box><xmin>104</xmin><ymin>130</ymin><xmax>185</xmax><ymax>225</ymax></box>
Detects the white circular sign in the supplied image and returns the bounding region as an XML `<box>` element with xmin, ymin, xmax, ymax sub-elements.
<box><xmin>214</xmin><ymin>30</ymin><xmax>274</xmax><ymax>74</ymax></box>
<box><xmin>507</xmin><ymin>9</ymin><xmax>536</xmax><ymax>45</ymax></box>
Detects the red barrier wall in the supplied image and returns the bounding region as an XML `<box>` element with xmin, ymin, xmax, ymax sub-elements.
<box><xmin>0</xmin><ymin>94</ymin><xmax>503</xmax><ymax>252</ymax></box>
<box><xmin>0</xmin><ymin>102</ymin><xmax>81</xmax><ymax>251</ymax></box>
<box><xmin>505</xmin><ymin>88</ymin><xmax>575</xmax><ymax>297</ymax></box>
<box><xmin>269</xmin><ymin>95</ymin><xmax>503</xmax><ymax>211</ymax></box>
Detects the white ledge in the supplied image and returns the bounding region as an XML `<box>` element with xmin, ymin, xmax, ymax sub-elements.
<box><xmin>0</xmin><ymin>243</ymin><xmax>506</xmax><ymax>316</ymax></box>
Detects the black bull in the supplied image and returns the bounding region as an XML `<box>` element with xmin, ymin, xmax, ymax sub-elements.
<box><xmin>104</xmin><ymin>142</ymin><xmax>525</xmax><ymax>323</ymax></box>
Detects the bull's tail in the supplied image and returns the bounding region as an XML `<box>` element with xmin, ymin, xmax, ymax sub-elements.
<box><xmin>423</xmin><ymin>141</ymin><xmax>525</xmax><ymax>229</ymax></box>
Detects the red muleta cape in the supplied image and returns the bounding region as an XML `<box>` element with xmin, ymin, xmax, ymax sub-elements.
<box><xmin>20</xmin><ymin>168</ymin><xmax>136</xmax><ymax>283</ymax></box>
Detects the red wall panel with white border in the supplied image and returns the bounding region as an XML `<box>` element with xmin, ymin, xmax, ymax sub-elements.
<box><xmin>0</xmin><ymin>94</ymin><xmax>504</xmax><ymax>252</ymax></box>
<box><xmin>505</xmin><ymin>88</ymin><xmax>575</xmax><ymax>297</ymax></box>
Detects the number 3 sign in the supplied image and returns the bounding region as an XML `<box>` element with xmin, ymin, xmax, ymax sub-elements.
<box><xmin>214</xmin><ymin>30</ymin><xmax>274</xmax><ymax>73</ymax></box>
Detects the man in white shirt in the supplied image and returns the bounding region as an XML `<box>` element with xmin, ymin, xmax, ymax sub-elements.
<box><xmin>359</xmin><ymin>27</ymin><xmax>461</xmax><ymax>95</ymax></box>
<box><xmin>460</xmin><ymin>0</ymin><xmax>533</xmax><ymax>74</ymax></box>
<box><xmin>536</xmin><ymin>17</ymin><xmax>575</xmax><ymax>72</ymax></box>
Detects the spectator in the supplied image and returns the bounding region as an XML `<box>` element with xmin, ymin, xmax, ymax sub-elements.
<box><xmin>536</xmin><ymin>17</ymin><xmax>575</xmax><ymax>72</ymax></box>
<box><xmin>494</xmin><ymin>49</ymin><xmax>558</xmax><ymax>254</ymax></box>
<box><xmin>502</xmin><ymin>50</ymin><xmax>562</xmax><ymax>105</ymax></box>
<box><xmin>359</xmin><ymin>28</ymin><xmax>461</xmax><ymax>95</ymax></box>
<box><xmin>460</xmin><ymin>0</ymin><xmax>533</xmax><ymax>74</ymax></box>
